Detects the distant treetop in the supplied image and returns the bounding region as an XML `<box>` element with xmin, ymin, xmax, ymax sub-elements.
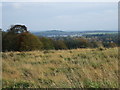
<box><xmin>8</xmin><ymin>25</ymin><xmax>28</xmax><ymax>34</ymax></box>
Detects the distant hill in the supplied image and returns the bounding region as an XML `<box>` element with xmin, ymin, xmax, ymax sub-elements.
<box><xmin>32</xmin><ymin>30</ymin><xmax>117</xmax><ymax>37</ymax></box>
<box><xmin>33</xmin><ymin>30</ymin><xmax>67</xmax><ymax>37</ymax></box>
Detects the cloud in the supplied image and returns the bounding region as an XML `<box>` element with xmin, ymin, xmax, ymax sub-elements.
<box><xmin>2</xmin><ymin>2</ymin><xmax>117</xmax><ymax>31</ymax></box>
<box><xmin>11</xmin><ymin>3</ymin><xmax>23</xmax><ymax>9</ymax></box>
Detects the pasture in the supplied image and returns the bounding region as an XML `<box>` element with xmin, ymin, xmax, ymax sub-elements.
<box><xmin>2</xmin><ymin>48</ymin><xmax>118</xmax><ymax>88</ymax></box>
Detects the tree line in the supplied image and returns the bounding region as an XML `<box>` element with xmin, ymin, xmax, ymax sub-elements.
<box><xmin>1</xmin><ymin>25</ymin><xmax>118</xmax><ymax>51</ymax></box>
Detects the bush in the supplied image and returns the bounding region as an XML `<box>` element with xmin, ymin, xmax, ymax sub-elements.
<box><xmin>2</xmin><ymin>32</ymin><xmax>18</xmax><ymax>51</ymax></box>
<box><xmin>98</xmin><ymin>47</ymin><xmax>105</xmax><ymax>51</ymax></box>
<box><xmin>16</xmin><ymin>32</ymin><xmax>43</xmax><ymax>51</ymax></box>
<box><xmin>39</xmin><ymin>37</ymin><xmax>55</xmax><ymax>50</ymax></box>
<box><xmin>53</xmin><ymin>40</ymin><xmax>67</xmax><ymax>50</ymax></box>
<box><xmin>3</xmin><ymin>32</ymin><xmax>43</xmax><ymax>51</ymax></box>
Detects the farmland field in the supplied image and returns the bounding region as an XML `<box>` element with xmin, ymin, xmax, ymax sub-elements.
<box><xmin>2</xmin><ymin>47</ymin><xmax>118</xmax><ymax>88</ymax></box>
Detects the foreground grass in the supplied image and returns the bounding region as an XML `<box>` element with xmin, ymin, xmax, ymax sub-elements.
<box><xmin>2</xmin><ymin>48</ymin><xmax>118</xmax><ymax>88</ymax></box>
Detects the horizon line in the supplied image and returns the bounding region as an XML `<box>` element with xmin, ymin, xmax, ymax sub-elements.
<box><xmin>31</xmin><ymin>30</ymin><xmax>118</xmax><ymax>32</ymax></box>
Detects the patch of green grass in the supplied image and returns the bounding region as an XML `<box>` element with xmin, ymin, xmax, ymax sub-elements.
<box><xmin>84</xmin><ymin>80</ymin><xmax>101</xmax><ymax>88</ymax></box>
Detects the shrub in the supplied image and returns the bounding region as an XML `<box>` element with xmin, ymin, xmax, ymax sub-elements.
<box><xmin>16</xmin><ymin>32</ymin><xmax>43</xmax><ymax>51</ymax></box>
<box><xmin>39</xmin><ymin>37</ymin><xmax>55</xmax><ymax>50</ymax></box>
<box><xmin>2</xmin><ymin>25</ymin><xmax>43</xmax><ymax>51</ymax></box>
<box><xmin>2</xmin><ymin>33</ymin><xmax>18</xmax><ymax>51</ymax></box>
<box><xmin>98</xmin><ymin>47</ymin><xmax>105</xmax><ymax>51</ymax></box>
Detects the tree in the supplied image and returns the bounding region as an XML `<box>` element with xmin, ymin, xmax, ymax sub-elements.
<box><xmin>109</xmin><ymin>42</ymin><xmax>117</xmax><ymax>47</ymax></box>
<box><xmin>16</xmin><ymin>32</ymin><xmax>43</xmax><ymax>51</ymax></box>
<box><xmin>2</xmin><ymin>32</ymin><xmax>18</xmax><ymax>51</ymax></box>
<box><xmin>90</xmin><ymin>41</ymin><xmax>103</xmax><ymax>48</ymax></box>
<box><xmin>75</xmin><ymin>38</ymin><xmax>89</xmax><ymax>48</ymax></box>
<box><xmin>53</xmin><ymin>40</ymin><xmax>67</xmax><ymax>50</ymax></box>
<box><xmin>64</xmin><ymin>37</ymin><xmax>89</xmax><ymax>49</ymax></box>
<box><xmin>39</xmin><ymin>37</ymin><xmax>55</xmax><ymax>50</ymax></box>
<box><xmin>7</xmin><ymin>25</ymin><xmax>28</xmax><ymax>34</ymax></box>
<box><xmin>2</xmin><ymin>24</ymin><xmax>43</xmax><ymax>51</ymax></box>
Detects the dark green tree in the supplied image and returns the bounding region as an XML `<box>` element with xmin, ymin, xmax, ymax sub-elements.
<box><xmin>7</xmin><ymin>25</ymin><xmax>28</xmax><ymax>34</ymax></box>
<box><xmin>39</xmin><ymin>37</ymin><xmax>55</xmax><ymax>50</ymax></box>
<box><xmin>2</xmin><ymin>32</ymin><xmax>18</xmax><ymax>51</ymax></box>
<box><xmin>53</xmin><ymin>40</ymin><xmax>67</xmax><ymax>50</ymax></box>
<box><xmin>2</xmin><ymin>25</ymin><xmax>43</xmax><ymax>51</ymax></box>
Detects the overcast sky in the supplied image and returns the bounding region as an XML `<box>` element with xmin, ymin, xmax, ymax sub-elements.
<box><xmin>2</xmin><ymin>2</ymin><xmax>118</xmax><ymax>31</ymax></box>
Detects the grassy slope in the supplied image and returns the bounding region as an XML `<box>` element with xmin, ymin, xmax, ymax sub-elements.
<box><xmin>2</xmin><ymin>48</ymin><xmax>118</xmax><ymax>88</ymax></box>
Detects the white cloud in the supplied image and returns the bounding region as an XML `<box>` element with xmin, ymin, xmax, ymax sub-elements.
<box><xmin>2</xmin><ymin>1</ymin><xmax>118</xmax><ymax>31</ymax></box>
<box><xmin>11</xmin><ymin>3</ymin><xmax>23</xmax><ymax>9</ymax></box>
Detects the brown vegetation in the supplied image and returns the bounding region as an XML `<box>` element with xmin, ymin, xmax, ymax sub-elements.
<box><xmin>2</xmin><ymin>47</ymin><xmax>118</xmax><ymax>88</ymax></box>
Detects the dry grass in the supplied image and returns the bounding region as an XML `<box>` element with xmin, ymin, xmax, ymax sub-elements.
<box><xmin>2</xmin><ymin>48</ymin><xmax>118</xmax><ymax>88</ymax></box>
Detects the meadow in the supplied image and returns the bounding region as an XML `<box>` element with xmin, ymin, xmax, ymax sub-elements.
<box><xmin>2</xmin><ymin>47</ymin><xmax>118</xmax><ymax>88</ymax></box>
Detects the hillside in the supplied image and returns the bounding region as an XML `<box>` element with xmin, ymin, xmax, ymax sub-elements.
<box><xmin>33</xmin><ymin>30</ymin><xmax>117</xmax><ymax>37</ymax></box>
<box><xmin>2</xmin><ymin>48</ymin><xmax>118</xmax><ymax>88</ymax></box>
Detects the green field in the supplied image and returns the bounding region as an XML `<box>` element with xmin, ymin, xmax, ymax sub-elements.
<box><xmin>2</xmin><ymin>48</ymin><xmax>118</xmax><ymax>88</ymax></box>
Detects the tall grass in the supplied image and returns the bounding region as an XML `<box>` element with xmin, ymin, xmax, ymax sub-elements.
<box><xmin>2</xmin><ymin>48</ymin><xmax>118</xmax><ymax>88</ymax></box>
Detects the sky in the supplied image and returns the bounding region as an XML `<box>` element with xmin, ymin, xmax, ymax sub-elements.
<box><xmin>1</xmin><ymin>0</ymin><xmax>119</xmax><ymax>2</ymax></box>
<box><xmin>0</xmin><ymin>3</ymin><xmax>2</xmax><ymax>28</ymax></box>
<box><xmin>1</xmin><ymin>2</ymin><xmax>118</xmax><ymax>31</ymax></box>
